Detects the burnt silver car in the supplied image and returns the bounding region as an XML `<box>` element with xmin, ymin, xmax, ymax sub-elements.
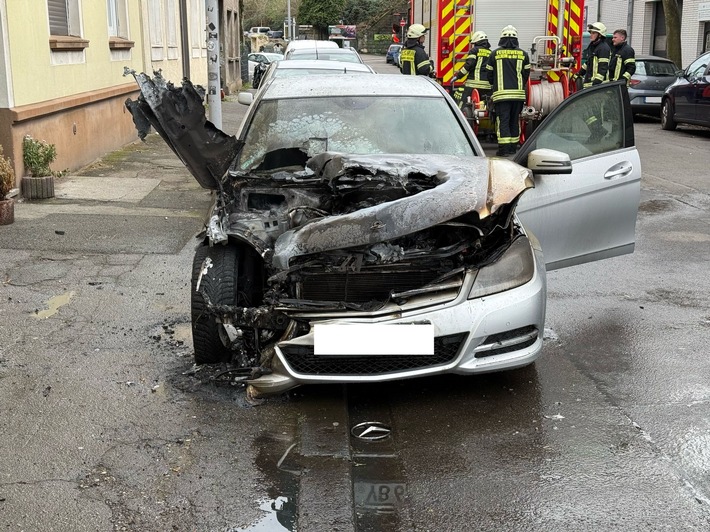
<box><xmin>126</xmin><ymin>73</ymin><xmax>640</xmax><ymax>397</ymax></box>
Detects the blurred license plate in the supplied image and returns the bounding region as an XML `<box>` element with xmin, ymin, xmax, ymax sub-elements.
<box><xmin>354</xmin><ymin>482</ymin><xmax>406</xmax><ymax>512</ymax></box>
<box><xmin>314</xmin><ymin>323</ymin><xmax>434</xmax><ymax>356</ymax></box>
<box><xmin>645</xmin><ymin>96</ymin><xmax>661</xmax><ymax>103</ymax></box>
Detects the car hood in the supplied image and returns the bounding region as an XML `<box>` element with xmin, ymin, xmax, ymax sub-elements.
<box><xmin>124</xmin><ymin>69</ymin><xmax>243</xmax><ymax>190</ymax></box>
<box><xmin>271</xmin><ymin>152</ymin><xmax>533</xmax><ymax>269</ymax></box>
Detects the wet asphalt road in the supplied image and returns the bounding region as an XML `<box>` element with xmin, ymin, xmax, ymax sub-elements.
<box><xmin>1</xmin><ymin>56</ymin><xmax>709</xmax><ymax>531</ymax></box>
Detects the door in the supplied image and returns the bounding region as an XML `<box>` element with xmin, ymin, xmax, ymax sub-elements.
<box><xmin>692</xmin><ymin>53</ymin><xmax>710</xmax><ymax>125</ymax></box>
<box><xmin>514</xmin><ymin>81</ymin><xmax>641</xmax><ymax>271</ymax></box>
<box><xmin>676</xmin><ymin>53</ymin><xmax>710</xmax><ymax>120</ymax></box>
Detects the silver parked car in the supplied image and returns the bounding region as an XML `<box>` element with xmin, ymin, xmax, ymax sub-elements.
<box><xmin>125</xmin><ymin>73</ymin><xmax>641</xmax><ymax>397</ymax></box>
<box><xmin>627</xmin><ymin>55</ymin><xmax>678</xmax><ymax>116</ymax></box>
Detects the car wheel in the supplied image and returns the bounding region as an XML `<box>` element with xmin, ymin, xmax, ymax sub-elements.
<box><xmin>661</xmin><ymin>99</ymin><xmax>677</xmax><ymax>131</ymax></box>
<box><xmin>191</xmin><ymin>244</ymin><xmax>239</xmax><ymax>364</ymax></box>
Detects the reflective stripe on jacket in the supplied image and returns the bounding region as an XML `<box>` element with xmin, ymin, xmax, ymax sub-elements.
<box><xmin>457</xmin><ymin>46</ymin><xmax>492</xmax><ymax>89</ymax></box>
<box><xmin>609</xmin><ymin>41</ymin><xmax>636</xmax><ymax>83</ymax></box>
<box><xmin>485</xmin><ymin>46</ymin><xmax>530</xmax><ymax>102</ymax></box>
<box><xmin>400</xmin><ymin>41</ymin><xmax>433</xmax><ymax>76</ymax></box>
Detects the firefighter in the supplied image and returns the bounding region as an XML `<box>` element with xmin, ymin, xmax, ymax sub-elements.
<box><xmin>579</xmin><ymin>22</ymin><xmax>611</xmax><ymax>142</ymax></box>
<box><xmin>400</xmin><ymin>24</ymin><xmax>435</xmax><ymax>77</ymax></box>
<box><xmin>485</xmin><ymin>25</ymin><xmax>530</xmax><ymax>156</ymax></box>
<box><xmin>609</xmin><ymin>29</ymin><xmax>636</xmax><ymax>85</ymax></box>
<box><xmin>451</xmin><ymin>31</ymin><xmax>492</xmax><ymax>109</ymax></box>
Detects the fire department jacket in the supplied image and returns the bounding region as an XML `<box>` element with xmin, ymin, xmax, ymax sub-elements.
<box><xmin>609</xmin><ymin>41</ymin><xmax>636</xmax><ymax>84</ymax></box>
<box><xmin>485</xmin><ymin>40</ymin><xmax>530</xmax><ymax>102</ymax></box>
<box><xmin>400</xmin><ymin>40</ymin><xmax>434</xmax><ymax>76</ymax></box>
<box><xmin>456</xmin><ymin>44</ymin><xmax>492</xmax><ymax>89</ymax></box>
<box><xmin>581</xmin><ymin>37</ymin><xmax>611</xmax><ymax>88</ymax></box>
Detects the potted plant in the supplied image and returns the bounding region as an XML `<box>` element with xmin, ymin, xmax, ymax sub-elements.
<box><xmin>0</xmin><ymin>144</ymin><xmax>16</xmax><ymax>225</ymax></box>
<box><xmin>21</xmin><ymin>134</ymin><xmax>58</xmax><ymax>199</ymax></box>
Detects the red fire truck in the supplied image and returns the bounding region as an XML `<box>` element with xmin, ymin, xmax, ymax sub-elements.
<box><xmin>407</xmin><ymin>0</ymin><xmax>586</xmax><ymax>136</ymax></box>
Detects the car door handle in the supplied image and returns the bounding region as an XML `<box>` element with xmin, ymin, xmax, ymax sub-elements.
<box><xmin>604</xmin><ymin>162</ymin><xmax>633</xmax><ymax>180</ymax></box>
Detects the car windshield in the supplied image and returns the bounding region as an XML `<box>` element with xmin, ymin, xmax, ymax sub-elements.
<box><xmin>636</xmin><ymin>60</ymin><xmax>676</xmax><ymax>76</ymax></box>
<box><xmin>237</xmin><ymin>95</ymin><xmax>475</xmax><ymax>171</ymax></box>
<box><xmin>263</xmin><ymin>53</ymin><xmax>284</xmax><ymax>62</ymax></box>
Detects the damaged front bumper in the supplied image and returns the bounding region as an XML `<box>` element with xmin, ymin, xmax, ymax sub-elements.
<box><xmin>246</xmin><ymin>244</ymin><xmax>546</xmax><ymax>396</ymax></box>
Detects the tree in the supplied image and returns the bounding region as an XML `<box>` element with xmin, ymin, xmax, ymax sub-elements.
<box><xmin>662</xmin><ymin>0</ymin><xmax>682</xmax><ymax>67</ymax></box>
<box><xmin>298</xmin><ymin>0</ymin><xmax>345</xmax><ymax>36</ymax></box>
<box><xmin>341</xmin><ymin>0</ymin><xmax>379</xmax><ymax>25</ymax></box>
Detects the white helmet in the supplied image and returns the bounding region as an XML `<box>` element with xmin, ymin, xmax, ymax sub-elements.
<box><xmin>500</xmin><ymin>25</ymin><xmax>518</xmax><ymax>38</ymax></box>
<box><xmin>407</xmin><ymin>24</ymin><xmax>428</xmax><ymax>39</ymax></box>
<box><xmin>588</xmin><ymin>22</ymin><xmax>607</xmax><ymax>34</ymax></box>
<box><xmin>471</xmin><ymin>31</ymin><xmax>488</xmax><ymax>44</ymax></box>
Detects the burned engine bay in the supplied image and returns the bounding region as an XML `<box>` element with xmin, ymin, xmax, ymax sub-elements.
<box><xmin>125</xmin><ymin>70</ymin><xmax>534</xmax><ymax>372</ymax></box>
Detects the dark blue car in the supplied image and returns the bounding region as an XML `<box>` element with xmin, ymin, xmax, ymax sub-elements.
<box><xmin>386</xmin><ymin>44</ymin><xmax>402</xmax><ymax>65</ymax></box>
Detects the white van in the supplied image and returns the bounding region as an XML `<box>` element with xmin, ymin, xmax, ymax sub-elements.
<box><xmin>284</xmin><ymin>39</ymin><xmax>339</xmax><ymax>56</ymax></box>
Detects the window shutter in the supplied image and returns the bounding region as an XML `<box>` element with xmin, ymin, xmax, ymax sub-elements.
<box><xmin>48</xmin><ymin>0</ymin><xmax>69</xmax><ymax>36</ymax></box>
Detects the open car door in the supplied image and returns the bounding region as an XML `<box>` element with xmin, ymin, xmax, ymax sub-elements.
<box><xmin>514</xmin><ymin>81</ymin><xmax>641</xmax><ymax>271</ymax></box>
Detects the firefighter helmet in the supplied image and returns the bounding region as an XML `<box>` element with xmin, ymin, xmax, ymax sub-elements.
<box><xmin>588</xmin><ymin>22</ymin><xmax>607</xmax><ymax>34</ymax></box>
<box><xmin>500</xmin><ymin>25</ymin><xmax>518</xmax><ymax>38</ymax></box>
<box><xmin>406</xmin><ymin>24</ymin><xmax>428</xmax><ymax>39</ymax></box>
<box><xmin>471</xmin><ymin>31</ymin><xmax>488</xmax><ymax>44</ymax></box>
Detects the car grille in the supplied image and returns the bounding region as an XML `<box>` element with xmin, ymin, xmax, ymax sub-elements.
<box><xmin>298</xmin><ymin>270</ymin><xmax>450</xmax><ymax>304</ymax></box>
<box><xmin>280</xmin><ymin>333</ymin><xmax>467</xmax><ymax>376</ymax></box>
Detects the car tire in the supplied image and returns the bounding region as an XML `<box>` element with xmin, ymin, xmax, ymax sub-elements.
<box><xmin>191</xmin><ymin>244</ymin><xmax>239</xmax><ymax>364</ymax></box>
<box><xmin>661</xmin><ymin>99</ymin><xmax>677</xmax><ymax>131</ymax></box>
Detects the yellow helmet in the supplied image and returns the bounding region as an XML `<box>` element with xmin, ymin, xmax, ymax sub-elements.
<box><xmin>588</xmin><ymin>22</ymin><xmax>607</xmax><ymax>34</ymax></box>
<box><xmin>471</xmin><ymin>31</ymin><xmax>488</xmax><ymax>44</ymax></box>
<box><xmin>500</xmin><ymin>25</ymin><xmax>518</xmax><ymax>38</ymax></box>
<box><xmin>406</xmin><ymin>24</ymin><xmax>428</xmax><ymax>39</ymax></box>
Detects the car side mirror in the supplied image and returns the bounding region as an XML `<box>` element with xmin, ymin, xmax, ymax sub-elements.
<box><xmin>675</xmin><ymin>69</ymin><xmax>685</xmax><ymax>77</ymax></box>
<box><xmin>526</xmin><ymin>149</ymin><xmax>573</xmax><ymax>175</ymax></box>
<box><xmin>238</xmin><ymin>92</ymin><xmax>254</xmax><ymax>106</ymax></box>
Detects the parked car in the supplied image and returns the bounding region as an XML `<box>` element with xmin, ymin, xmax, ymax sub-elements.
<box><xmin>247</xmin><ymin>52</ymin><xmax>283</xmax><ymax>83</ymax></box>
<box><xmin>126</xmin><ymin>72</ymin><xmax>640</xmax><ymax>397</ymax></box>
<box><xmin>627</xmin><ymin>55</ymin><xmax>678</xmax><ymax>116</ymax></box>
<box><xmin>284</xmin><ymin>47</ymin><xmax>365</xmax><ymax>64</ymax></box>
<box><xmin>393</xmin><ymin>46</ymin><xmax>402</xmax><ymax>67</ymax></box>
<box><xmin>268</xmin><ymin>30</ymin><xmax>284</xmax><ymax>39</ymax></box>
<box><xmin>386</xmin><ymin>44</ymin><xmax>402</xmax><ymax>64</ymax></box>
<box><xmin>247</xmin><ymin>27</ymin><xmax>271</xmax><ymax>37</ymax></box>
<box><xmin>661</xmin><ymin>51</ymin><xmax>710</xmax><ymax>131</ymax></box>
<box><xmin>252</xmin><ymin>59</ymin><xmax>375</xmax><ymax>90</ymax></box>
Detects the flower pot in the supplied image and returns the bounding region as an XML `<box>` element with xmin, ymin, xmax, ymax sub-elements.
<box><xmin>21</xmin><ymin>175</ymin><xmax>55</xmax><ymax>200</ymax></box>
<box><xmin>0</xmin><ymin>198</ymin><xmax>14</xmax><ymax>225</ymax></box>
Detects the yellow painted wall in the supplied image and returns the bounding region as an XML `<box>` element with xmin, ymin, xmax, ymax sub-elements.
<box><xmin>6</xmin><ymin>0</ymin><xmax>145</xmax><ymax>106</ymax></box>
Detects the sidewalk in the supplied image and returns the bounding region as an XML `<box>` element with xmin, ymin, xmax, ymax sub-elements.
<box><xmin>0</xmin><ymin>98</ymin><xmax>249</xmax><ymax>255</ymax></box>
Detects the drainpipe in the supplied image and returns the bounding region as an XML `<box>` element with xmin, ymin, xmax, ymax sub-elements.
<box><xmin>626</xmin><ymin>0</ymin><xmax>634</xmax><ymax>42</ymax></box>
<box><xmin>206</xmin><ymin>0</ymin><xmax>222</xmax><ymax>129</ymax></box>
<box><xmin>180</xmin><ymin>0</ymin><xmax>190</xmax><ymax>79</ymax></box>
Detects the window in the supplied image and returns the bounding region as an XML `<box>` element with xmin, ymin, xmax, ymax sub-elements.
<box><xmin>686</xmin><ymin>52</ymin><xmax>710</xmax><ymax>78</ymax></box>
<box><xmin>47</xmin><ymin>0</ymin><xmax>88</xmax><ymax>51</ymax></box>
<box><xmin>526</xmin><ymin>86</ymin><xmax>624</xmax><ymax>160</ymax></box>
<box><xmin>107</xmin><ymin>0</ymin><xmax>133</xmax><ymax>50</ymax></box>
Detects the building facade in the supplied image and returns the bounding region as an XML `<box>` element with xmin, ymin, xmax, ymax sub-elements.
<box><xmin>0</xmin><ymin>0</ymin><xmax>242</xmax><ymax>188</ymax></box>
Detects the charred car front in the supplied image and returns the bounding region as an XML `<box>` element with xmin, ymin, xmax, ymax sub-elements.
<box><xmin>126</xmin><ymin>72</ymin><xmax>640</xmax><ymax>396</ymax></box>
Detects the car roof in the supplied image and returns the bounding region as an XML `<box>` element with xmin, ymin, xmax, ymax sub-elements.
<box><xmin>260</xmin><ymin>74</ymin><xmax>443</xmax><ymax>100</ymax></box>
<box><xmin>272</xmin><ymin>59</ymin><xmax>373</xmax><ymax>73</ymax></box>
<box><xmin>285</xmin><ymin>39</ymin><xmax>339</xmax><ymax>52</ymax></box>
<box><xmin>635</xmin><ymin>55</ymin><xmax>675</xmax><ymax>62</ymax></box>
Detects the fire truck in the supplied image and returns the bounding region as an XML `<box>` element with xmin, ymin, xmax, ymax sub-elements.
<box><xmin>408</xmin><ymin>0</ymin><xmax>585</xmax><ymax>136</ymax></box>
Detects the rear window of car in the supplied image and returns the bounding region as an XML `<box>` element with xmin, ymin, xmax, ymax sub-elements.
<box><xmin>636</xmin><ymin>60</ymin><xmax>676</xmax><ymax>76</ymax></box>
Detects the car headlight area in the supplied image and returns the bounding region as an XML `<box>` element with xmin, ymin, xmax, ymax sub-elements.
<box><xmin>249</xmin><ymin>239</ymin><xmax>547</xmax><ymax>394</ymax></box>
